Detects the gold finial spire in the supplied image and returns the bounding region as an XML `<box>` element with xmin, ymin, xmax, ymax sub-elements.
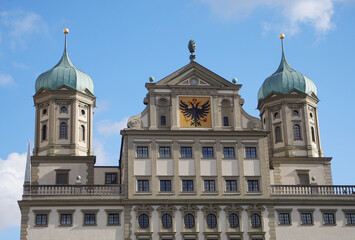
<box><xmin>279</xmin><ymin>33</ymin><xmax>285</xmax><ymax>39</ymax></box>
<box><xmin>63</xmin><ymin>28</ymin><xmax>69</xmax><ymax>34</ymax></box>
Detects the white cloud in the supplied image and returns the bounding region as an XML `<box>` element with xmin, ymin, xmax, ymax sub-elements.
<box><xmin>0</xmin><ymin>73</ymin><xmax>15</xmax><ymax>86</ymax></box>
<box><xmin>12</xmin><ymin>61</ymin><xmax>28</xmax><ymax>70</ymax></box>
<box><xmin>0</xmin><ymin>152</ymin><xmax>26</xmax><ymax>230</ymax></box>
<box><xmin>97</xmin><ymin>117</ymin><xmax>129</xmax><ymax>136</ymax></box>
<box><xmin>201</xmin><ymin>0</ymin><xmax>336</xmax><ymax>35</ymax></box>
<box><xmin>93</xmin><ymin>139</ymin><xmax>109</xmax><ymax>166</ymax></box>
<box><xmin>0</xmin><ymin>10</ymin><xmax>47</xmax><ymax>49</ymax></box>
<box><xmin>94</xmin><ymin>99</ymin><xmax>110</xmax><ymax>114</ymax></box>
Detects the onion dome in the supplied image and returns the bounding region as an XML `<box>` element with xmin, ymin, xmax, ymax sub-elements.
<box><xmin>35</xmin><ymin>28</ymin><xmax>94</xmax><ymax>94</ymax></box>
<box><xmin>257</xmin><ymin>34</ymin><xmax>317</xmax><ymax>101</ymax></box>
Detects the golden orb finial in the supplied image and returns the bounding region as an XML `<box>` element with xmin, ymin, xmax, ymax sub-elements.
<box><xmin>63</xmin><ymin>28</ymin><xmax>69</xmax><ymax>34</ymax></box>
<box><xmin>279</xmin><ymin>33</ymin><xmax>285</xmax><ymax>39</ymax></box>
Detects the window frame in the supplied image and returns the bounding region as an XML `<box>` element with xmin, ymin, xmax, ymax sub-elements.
<box><xmin>159</xmin><ymin>146</ymin><xmax>171</xmax><ymax>158</ymax></box>
<box><xmin>225</xmin><ymin>178</ymin><xmax>238</xmax><ymax>193</ymax></box>
<box><xmin>105</xmin><ymin>209</ymin><xmax>122</xmax><ymax>226</ymax></box>
<box><xmin>33</xmin><ymin>210</ymin><xmax>51</xmax><ymax>227</ymax></box>
<box><xmin>41</xmin><ymin>123</ymin><xmax>47</xmax><ymax>142</ymax></box>
<box><xmin>275</xmin><ymin>209</ymin><xmax>292</xmax><ymax>226</ymax></box>
<box><xmin>206</xmin><ymin>213</ymin><xmax>217</xmax><ymax>228</ymax></box>
<box><xmin>138</xmin><ymin>213</ymin><xmax>150</xmax><ymax>229</ymax></box>
<box><xmin>274</xmin><ymin>125</ymin><xmax>282</xmax><ymax>143</ymax></box>
<box><xmin>245</xmin><ymin>147</ymin><xmax>257</xmax><ymax>159</ymax></box>
<box><xmin>159</xmin><ymin>179</ymin><xmax>172</xmax><ymax>192</ymax></box>
<box><xmin>223</xmin><ymin>147</ymin><xmax>235</xmax><ymax>159</ymax></box>
<box><xmin>181</xmin><ymin>179</ymin><xmax>194</xmax><ymax>192</ymax></box>
<box><xmin>184</xmin><ymin>213</ymin><xmax>195</xmax><ymax>228</ymax></box>
<box><xmin>55</xmin><ymin>169</ymin><xmax>70</xmax><ymax>185</ymax></box>
<box><xmin>161</xmin><ymin>213</ymin><xmax>173</xmax><ymax>229</ymax></box>
<box><xmin>296</xmin><ymin>170</ymin><xmax>310</xmax><ymax>185</ymax></box>
<box><xmin>180</xmin><ymin>146</ymin><xmax>193</xmax><ymax>158</ymax></box>
<box><xmin>82</xmin><ymin>209</ymin><xmax>99</xmax><ymax>226</ymax></box>
<box><xmin>160</xmin><ymin>115</ymin><xmax>167</xmax><ymax>126</ymax></box>
<box><xmin>59</xmin><ymin>121</ymin><xmax>68</xmax><ymax>139</ymax></box>
<box><xmin>105</xmin><ymin>172</ymin><xmax>118</xmax><ymax>184</ymax></box>
<box><xmin>342</xmin><ymin>209</ymin><xmax>355</xmax><ymax>226</ymax></box>
<box><xmin>223</xmin><ymin>116</ymin><xmax>229</xmax><ymax>126</ymax></box>
<box><xmin>250</xmin><ymin>213</ymin><xmax>262</xmax><ymax>229</ymax></box>
<box><xmin>137</xmin><ymin>179</ymin><xmax>150</xmax><ymax>192</ymax></box>
<box><xmin>57</xmin><ymin>209</ymin><xmax>75</xmax><ymax>227</ymax></box>
<box><xmin>136</xmin><ymin>146</ymin><xmax>149</xmax><ymax>158</ymax></box>
<box><xmin>293</xmin><ymin>124</ymin><xmax>302</xmax><ymax>140</ymax></box>
<box><xmin>246</xmin><ymin>178</ymin><xmax>261</xmax><ymax>193</ymax></box>
<box><xmin>298</xmin><ymin>209</ymin><xmax>314</xmax><ymax>226</ymax></box>
<box><xmin>203</xmin><ymin>179</ymin><xmax>216</xmax><ymax>192</ymax></box>
<box><xmin>202</xmin><ymin>146</ymin><xmax>214</xmax><ymax>158</ymax></box>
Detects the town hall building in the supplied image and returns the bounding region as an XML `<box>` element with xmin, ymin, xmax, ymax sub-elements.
<box><xmin>18</xmin><ymin>29</ymin><xmax>355</xmax><ymax>240</ymax></box>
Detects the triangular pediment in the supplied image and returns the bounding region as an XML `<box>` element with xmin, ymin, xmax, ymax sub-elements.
<box><xmin>155</xmin><ymin>61</ymin><xmax>235</xmax><ymax>87</ymax></box>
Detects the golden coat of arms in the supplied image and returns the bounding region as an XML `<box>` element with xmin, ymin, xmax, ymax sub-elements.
<box><xmin>179</xmin><ymin>97</ymin><xmax>212</xmax><ymax>128</ymax></box>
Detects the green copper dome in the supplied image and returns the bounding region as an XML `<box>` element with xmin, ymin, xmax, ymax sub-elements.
<box><xmin>257</xmin><ymin>39</ymin><xmax>317</xmax><ymax>101</ymax></box>
<box><xmin>35</xmin><ymin>34</ymin><xmax>94</xmax><ymax>94</ymax></box>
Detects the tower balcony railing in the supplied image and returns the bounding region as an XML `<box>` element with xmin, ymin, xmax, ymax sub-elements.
<box><xmin>271</xmin><ymin>185</ymin><xmax>355</xmax><ymax>196</ymax></box>
<box><xmin>23</xmin><ymin>184</ymin><xmax>124</xmax><ymax>196</ymax></box>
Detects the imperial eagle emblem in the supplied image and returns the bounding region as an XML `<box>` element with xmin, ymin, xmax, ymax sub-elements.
<box><xmin>179</xmin><ymin>98</ymin><xmax>211</xmax><ymax>127</ymax></box>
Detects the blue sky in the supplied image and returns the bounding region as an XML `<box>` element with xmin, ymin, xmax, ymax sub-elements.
<box><xmin>0</xmin><ymin>0</ymin><xmax>355</xmax><ymax>238</ymax></box>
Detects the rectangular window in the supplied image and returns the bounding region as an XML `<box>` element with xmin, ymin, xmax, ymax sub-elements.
<box><xmin>137</xmin><ymin>146</ymin><xmax>149</xmax><ymax>158</ymax></box>
<box><xmin>204</xmin><ymin>180</ymin><xmax>215</xmax><ymax>192</ymax></box>
<box><xmin>182</xmin><ymin>180</ymin><xmax>194</xmax><ymax>192</ymax></box>
<box><xmin>323</xmin><ymin>213</ymin><xmax>335</xmax><ymax>225</ymax></box>
<box><xmin>226</xmin><ymin>180</ymin><xmax>237</xmax><ymax>192</ymax></box>
<box><xmin>137</xmin><ymin>180</ymin><xmax>149</xmax><ymax>192</ymax></box>
<box><xmin>301</xmin><ymin>213</ymin><xmax>313</xmax><ymax>225</ymax></box>
<box><xmin>346</xmin><ymin>213</ymin><xmax>355</xmax><ymax>225</ymax></box>
<box><xmin>56</xmin><ymin>172</ymin><xmax>68</xmax><ymax>185</ymax></box>
<box><xmin>298</xmin><ymin>173</ymin><xmax>310</xmax><ymax>185</ymax></box>
<box><xmin>159</xmin><ymin>146</ymin><xmax>171</xmax><ymax>158</ymax></box>
<box><xmin>247</xmin><ymin>180</ymin><xmax>259</xmax><ymax>192</ymax></box>
<box><xmin>105</xmin><ymin>173</ymin><xmax>117</xmax><ymax>184</ymax></box>
<box><xmin>35</xmin><ymin>214</ymin><xmax>47</xmax><ymax>226</ymax></box>
<box><xmin>181</xmin><ymin>147</ymin><xmax>192</xmax><ymax>158</ymax></box>
<box><xmin>84</xmin><ymin>213</ymin><xmax>96</xmax><ymax>225</ymax></box>
<box><xmin>108</xmin><ymin>213</ymin><xmax>119</xmax><ymax>225</ymax></box>
<box><xmin>60</xmin><ymin>214</ymin><xmax>72</xmax><ymax>225</ymax></box>
<box><xmin>279</xmin><ymin>213</ymin><xmax>290</xmax><ymax>224</ymax></box>
<box><xmin>202</xmin><ymin>147</ymin><xmax>214</xmax><ymax>158</ymax></box>
<box><xmin>160</xmin><ymin>180</ymin><xmax>172</xmax><ymax>192</ymax></box>
<box><xmin>224</xmin><ymin>147</ymin><xmax>235</xmax><ymax>158</ymax></box>
<box><xmin>245</xmin><ymin>147</ymin><xmax>257</xmax><ymax>158</ymax></box>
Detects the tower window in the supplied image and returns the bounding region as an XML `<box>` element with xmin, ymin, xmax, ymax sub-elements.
<box><xmin>274</xmin><ymin>112</ymin><xmax>279</xmax><ymax>119</ymax></box>
<box><xmin>223</xmin><ymin>117</ymin><xmax>229</xmax><ymax>126</ymax></box>
<box><xmin>160</xmin><ymin>115</ymin><xmax>166</xmax><ymax>126</ymax></box>
<box><xmin>80</xmin><ymin>125</ymin><xmax>85</xmax><ymax>141</ymax></box>
<box><xmin>81</xmin><ymin>109</ymin><xmax>85</xmax><ymax>115</ymax></box>
<box><xmin>42</xmin><ymin>125</ymin><xmax>47</xmax><ymax>141</ymax></box>
<box><xmin>60</xmin><ymin>122</ymin><xmax>67</xmax><ymax>139</ymax></box>
<box><xmin>311</xmin><ymin>127</ymin><xmax>315</xmax><ymax>142</ymax></box>
<box><xmin>292</xmin><ymin>110</ymin><xmax>299</xmax><ymax>116</ymax></box>
<box><xmin>310</xmin><ymin>112</ymin><xmax>313</xmax><ymax>118</ymax></box>
<box><xmin>275</xmin><ymin>126</ymin><xmax>282</xmax><ymax>143</ymax></box>
<box><xmin>294</xmin><ymin>124</ymin><xmax>301</xmax><ymax>140</ymax></box>
<box><xmin>251</xmin><ymin>213</ymin><xmax>261</xmax><ymax>228</ymax></box>
<box><xmin>42</xmin><ymin>109</ymin><xmax>47</xmax><ymax>115</ymax></box>
<box><xmin>60</xmin><ymin>106</ymin><xmax>67</xmax><ymax>113</ymax></box>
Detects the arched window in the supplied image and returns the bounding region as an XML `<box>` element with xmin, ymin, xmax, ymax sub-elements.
<box><xmin>293</xmin><ymin>110</ymin><xmax>299</xmax><ymax>116</ymax></box>
<box><xmin>161</xmin><ymin>214</ymin><xmax>172</xmax><ymax>228</ymax></box>
<box><xmin>206</xmin><ymin>214</ymin><xmax>217</xmax><ymax>228</ymax></box>
<box><xmin>274</xmin><ymin>112</ymin><xmax>279</xmax><ymax>118</ymax></box>
<box><xmin>138</xmin><ymin>214</ymin><xmax>149</xmax><ymax>229</ymax></box>
<box><xmin>80</xmin><ymin>125</ymin><xmax>85</xmax><ymax>141</ymax></box>
<box><xmin>160</xmin><ymin>115</ymin><xmax>166</xmax><ymax>126</ymax></box>
<box><xmin>42</xmin><ymin>125</ymin><xmax>47</xmax><ymax>141</ymax></box>
<box><xmin>60</xmin><ymin>106</ymin><xmax>67</xmax><ymax>113</ymax></box>
<box><xmin>294</xmin><ymin>124</ymin><xmax>301</xmax><ymax>140</ymax></box>
<box><xmin>251</xmin><ymin>213</ymin><xmax>261</xmax><ymax>228</ymax></box>
<box><xmin>275</xmin><ymin>126</ymin><xmax>282</xmax><ymax>143</ymax></box>
<box><xmin>184</xmin><ymin>214</ymin><xmax>194</xmax><ymax>228</ymax></box>
<box><xmin>311</xmin><ymin>127</ymin><xmax>315</xmax><ymax>142</ymax></box>
<box><xmin>229</xmin><ymin>213</ymin><xmax>239</xmax><ymax>228</ymax></box>
<box><xmin>223</xmin><ymin>117</ymin><xmax>229</xmax><ymax>126</ymax></box>
<box><xmin>60</xmin><ymin>122</ymin><xmax>67</xmax><ymax>139</ymax></box>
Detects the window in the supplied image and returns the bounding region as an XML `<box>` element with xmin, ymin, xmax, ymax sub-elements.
<box><xmin>159</xmin><ymin>146</ymin><xmax>171</xmax><ymax>158</ymax></box>
<box><xmin>247</xmin><ymin>180</ymin><xmax>259</xmax><ymax>192</ymax></box>
<box><xmin>202</xmin><ymin>147</ymin><xmax>214</xmax><ymax>158</ymax></box>
<box><xmin>42</xmin><ymin>125</ymin><xmax>47</xmax><ymax>141</ymax></box>
<box><xmin>229</xmin><ymin>213</ymin><xmax>239</xmax><ymax>228</ymax></box>
<box><xmin>311</xmin><ymin>127</ymin><xmax>315</xmax><ymax>142</ymax></box>
<box><xmin>245</xmin><ymin>147</ymin><xmax>257</xmax><ymax>158</ymax></box>
<box><xmin>138</xmin><ymin>214</ymin><xmax>149</xmax><ymax>228</ymax></box>
<box><xmin>310</xmin><ymin>112</ymin><xmax>313</xmax><ymax>118</ymax></box>
<box><xmin>35</xmin><ymin>214</ymin><xmax>48</xmax><ymax>226</ymax></box>
<box><xmin>226</xmin><ymin>180</ymin><xmax>237</xmax><ymax>192</ymax></box>
<box><xmin>42</xmin><ymin>108</ymin><xmax>47</xmax><ymax>115</ymax></box>
<box><xmin>274</xmin><ymin>112</ymin><xmax>279</xmax><ymax>118</ymax></box>
<box><xmin>84</xmin><ymin>213</ymin><xmax>96</xmax><ymax>225</ymax></box>
<box><xmin>56</xmin><ymin>171</ymin><xmax>68</xmax><ymax>185</ymax></box>
<box><xmin>204</xmin><ymin>180</ymin><xmax>215</xmax><ymax>192</ymax></box>
<box><xmin>345</xmin><ymin>213</ymin><xmax>355</xmax><ymax>225</ymax></box>
<box><xmin>279</xmin><ymin>213</ymin><xmax>290</xmax><ymax>224</ymax></box>
<box><xmin>105</xmin><ymin>173</ymin><xmax>117</xmax><ymax>184</ymax></box>
<box><xmin>160</xmin><ymin>115</ymin><xmax>166</xmax><ymax>126</ymax></box>
<box><xmin>182</xmin><ymin>180</ymin><xmax>194</xmax><ymax>192</ymax></box>
<box><xmin>223</xmin><ymin>116</ymin><xmax>229</xmax><ymax>126</ymax></box>
<box><xmin>137</xmin><ymin>180</ymin><xmax>149</xmax><ymax>192</ymax></box>
<box><xmin>275</xmin><ymin>126</ymin><xmax>282</xmax><ymax>143</ymax></box>
<box><xmin>137</xmin><ymin>146</ymin><xmax>148</xmax><ymax>158</ymax></box>
<box><xmin>184</xmin><ymin>214</ymin><xmax>195</xmax><ymax>228</ymax></box>
<box><xmin>301</xmin><ymin>212</ymin><xmax>313</xmax><ymax>225</ymax></box>
<box><xmin>181</xmin><ymin>147</ymin><xmax>192</xmax><ymax>158</ymax></box>
<box><xmin>292</xmin><ymin>110</ymin><xmax>299</xmax><ymax>116</ymax></box>
<box><xmin>182</xmin><ymin>179</ymin><xmax>194</xmax><ymax>192</ymax></box>
<box><xmin>108</xmin><ymin>213</ymin><xmax>119</xmax><ymax>225</ymax></box>
<box><xmin>80</xmin><ymin>125</ymin><xmax>85</xmax><ymax>141</ymax></box>
<box><xmin>323</xmin><ymin>213</ymin><xmax>335</xmax><ymax>225</ymax></box>
<box><xmin>206</xmin><ymin>214</ymin><xmax>217</xmax><ymax>228</ymax></box>
<box><xmin>162</xmin><ymin>213</ymin><xmax>172</xmax><ymax>228</ymax></box>
<box><xmin>81</xmin><ymin>109</ymin><xmax>85</xmax><ymax>115</ymax></box>
<box><xmin>60</xmin><ymin>106</ymin><xmax>67</xmax><ymax>113</ymax></box>
<box><xmin>224</xmin><ymin>147</ymin><xmax>235</xmax><ymax>158</ymax></box>
<box><xmin>160</xmin><ymin>180</ymin><xmax>172</xmax><ymax>192</ymax></box>
<box><xmin>297</xmin><ymin>172</ymin><xmax>310</xmax><ymax>185</ymax></box>
<box><xmin>60</xmin><ymin>122</ymin><xmax>67</xmax><ymax>139</ymax></box>
<box><xmin>251</xmin><ymin>213</ymin><xmax>261</xmax><ymax>228</ymax></box>
<box><xmin>60</xmin><ymin>214</ymin><xmax>72</xmax><ymax>225</ymax></box>
<box><xmin>294</xmin><ymin>124</ymin><xmax>301</xmax><ymax>140</ymax></box>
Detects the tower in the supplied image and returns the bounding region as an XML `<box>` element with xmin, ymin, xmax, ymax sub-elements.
<box><xmin>33</xmin><ymin>28</ymin><xmax>95</xmax><ymax>157</ymax></box>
